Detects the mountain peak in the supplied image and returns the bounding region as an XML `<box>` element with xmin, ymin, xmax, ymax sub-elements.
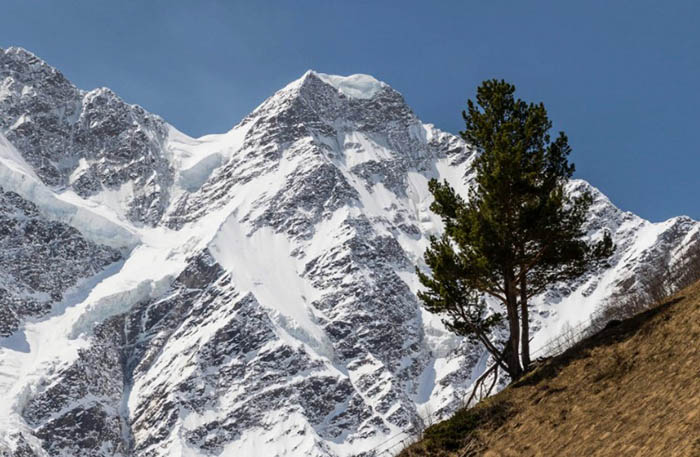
<box><xmin>1</xmin><ymin>46</ymin><xmax>56</xmax><ymax>73</ymax></box>
<box><xmin>307</xmin><ymin>70</ymin><xmax>388</xmax><ymax>99</ymax></box>
<box><xmin>238</xmin><ymin>68</ymin><xmax>414</xmax><ymax>137</ymax></box>
<box><xmin>282</xmin><ymin>69</ymin><xmax>391</xmax><ymax>102</ymax></box>
<box><xmin>2</xmin><ymin>46</ymin><xmax>37</xmax><ymax>59</ymax></box>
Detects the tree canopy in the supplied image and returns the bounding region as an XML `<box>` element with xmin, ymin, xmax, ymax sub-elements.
<box><xmin>417</xmin><ymin>79</ymin><xmax>614</xmax><ymax>381</ymax></box>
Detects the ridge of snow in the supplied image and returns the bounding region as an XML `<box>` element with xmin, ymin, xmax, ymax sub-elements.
<box><xmin>312</xmin><ymin>71</ymin><xmax>387</xmax><ymax>99</ymax></box>
<box><xmin>0</xmin><ymin>132</ymin><xmax>138</xmax><ymax>250</ymax></box>
<box><xmin>166</xmin><ymin>122</ymin><xmax>252</xmax><ymax>195</ymax></box>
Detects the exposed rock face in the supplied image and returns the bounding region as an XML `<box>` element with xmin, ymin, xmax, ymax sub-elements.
<box><xmin>0</xmin><ymin>186</ymin><xmax>121</xmax><ymax>337</ymax></box>
<box><xmin>0</xmin><ymin>49</ymin><xmax>698</xmax><ymax>457</ymax></box>
<box><xmin>122</xmin><ymin>253</ymin><xmax>375</xmax><ymax>456</ymax></box>
<box><xmin>22</xmin><ymin>315</ymin><xmax>128</xmax><ymax>457</ymax></box>
<box><xmin>0</xmin><ymin>47</ymin><xmax>172</xmax><ymax>225</ymax></box>
<box><xmin>166</xmin><ymin>71</ymin><xmax>466</xmax><ymax>232</ymax></box>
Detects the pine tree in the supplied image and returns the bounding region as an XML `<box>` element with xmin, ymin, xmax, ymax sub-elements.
<box><xmin>417</xmin><ymin>80</ymin><xmax>614</xmax><ymax>380</ymax></box>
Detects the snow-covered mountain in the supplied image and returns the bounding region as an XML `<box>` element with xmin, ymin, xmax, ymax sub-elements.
<box><xmin>0</xmin><ymin>47</ymin><xmax>697</xmax><ymax>457</ymax></box>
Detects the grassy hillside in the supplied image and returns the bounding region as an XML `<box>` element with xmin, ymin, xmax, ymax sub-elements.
<box><xmin>400</xmin><ymin>280</ymin><xmax>700</xmax><ymax>457</ymax></box>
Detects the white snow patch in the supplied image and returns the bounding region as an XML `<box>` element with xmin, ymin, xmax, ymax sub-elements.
<box><xmin>0</xmin><ymin>133</ymin><xmax>138</xmax><ymax>250</ymax></box>
<box><xmin>209</xmin><ymin>215</ymin><xmax>332</xmax><ymax>360</ymax></box>
<box><xmin>166</xmin><ymin>122</ymin><xmax>252</xmax><ymax>195</ymax></box>
<box><xmin>314</xmin><ymin>71</ymin><xmax>387</xmax><ymax>99</ymax></box>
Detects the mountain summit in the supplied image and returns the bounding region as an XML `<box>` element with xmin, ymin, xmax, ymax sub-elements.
<box><xmin>0</xmin><ymin>47</ymin><xmax>698</xmax><ymax>457</ymax></box>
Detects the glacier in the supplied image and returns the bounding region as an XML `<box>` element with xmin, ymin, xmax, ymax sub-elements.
<box><xmin>0</xmin><ymin>47</ymin><xmax>698</xmax><ymax>457</ymax></box>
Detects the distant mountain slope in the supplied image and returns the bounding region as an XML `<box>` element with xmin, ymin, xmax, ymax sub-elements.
<box><xmin>0</xmin><ymin>47</ymin><xmax>171</xmax><ymax>225</ymax></box>
<box><xmin>0</xmin><ymin>47</ymin><xmax>698</xmax><ymax>456</ymax></box>
<box><xmin>0</xmin><ymin>184</ymin><xmax>121</xmax><ymax>337</ymax></box>
<box><xmin>400</xmin><ymin>280</ymin><xmax>700</xmax><ymax>457</ymax></box>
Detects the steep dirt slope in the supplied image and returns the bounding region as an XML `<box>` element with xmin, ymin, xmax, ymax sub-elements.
<box><xmin>400</xmin><ymin>280</ymin><xmax>700</xmax><ymax>457</ymax></box>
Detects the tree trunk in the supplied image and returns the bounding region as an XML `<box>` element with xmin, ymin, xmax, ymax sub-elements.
<box><xmin>502</xmin><ymin>340</ymin><xmax>521</xmax><ymax>380</ymax></box>
<box><xmin>504</xmin><ymin>272</ymin><xmax>523</xmax><ymax>379</ymax></box>
<box><xmin>520</xmin><ymin>272</ymin><xmax>531</xmax><ymax>371</ymax></box>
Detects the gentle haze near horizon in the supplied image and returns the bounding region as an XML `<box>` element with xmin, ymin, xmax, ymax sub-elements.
<box><xmin>1</xmin><ymin>0</ymin><xmax>698</xmax><ymax>222</ymax></box>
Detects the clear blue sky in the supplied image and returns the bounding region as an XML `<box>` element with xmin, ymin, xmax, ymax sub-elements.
<box><xmin>1</xmin><ymin>1</ymin><xmax>698</xmax><ymax>221</ymax></box>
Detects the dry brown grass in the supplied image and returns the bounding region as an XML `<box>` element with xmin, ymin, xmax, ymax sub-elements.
<box><xmin>400</xmin><ymin>280</ymin><xmax>700</xmax><ymax>457</ymax></box>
